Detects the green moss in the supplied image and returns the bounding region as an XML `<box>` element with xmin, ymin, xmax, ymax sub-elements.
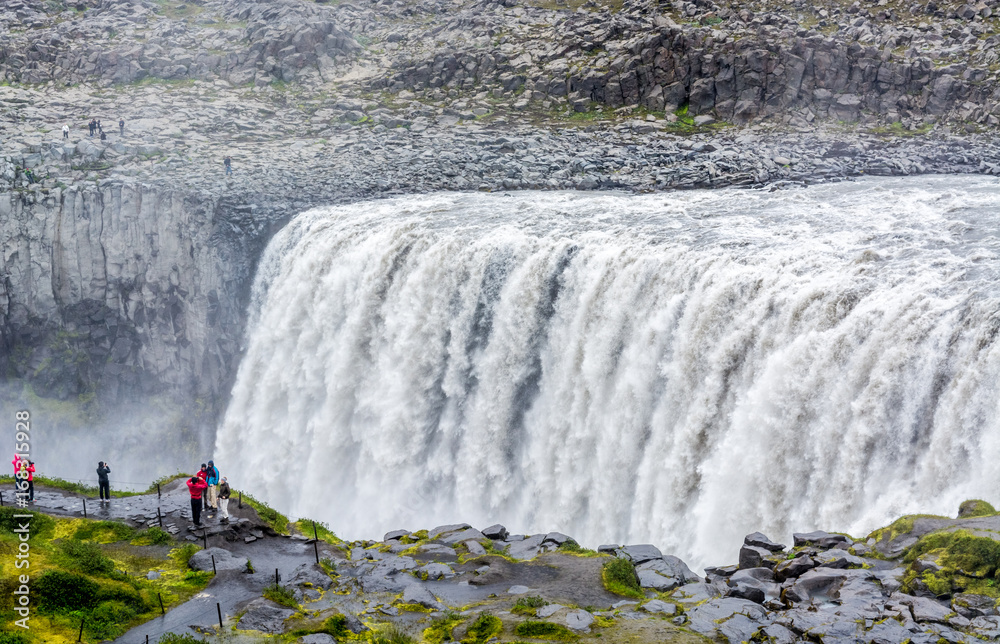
<box><xmin>293</xmin><ymin>518</ymin><xmax>341</xmax><ymax>543</ymax></box>
<box><xmin>464</xmin><ymin>613</ymin><xmax>502</xmax><ymax>643</ymax></box>
<box><xmin>901</xmin><ymin>529</ymin><xmax>1000</xmax><ymax>598</ymax></box>
<box><xmin>512</xmin><ymin>596</ymin><xmax>548</xmax><ymax>616</ymax></box>
<box><xmin>958</xmin><ymin>499</ymin><xmax>997</xmax><ymax>518</ymax></box>
<box><xmin>369</xmin><ymin>624</ymin><xmax>416</xmax><ymax>644</ymax></box>
<box><xmin>423</xmin><ymin>611</ymin><xmax>465</xmax><ymax>644</ymax></box>
<box><xmin>237</xmin><ymin>489</ymin><xmax>290</xmax><ymax>534</ymax></box>
<box><xmin>513</xmin><ymin>620</ymin><xmax>578</xmax><ymax>640</ymax></box>
<box><xmin>601</xmin><ymin>557</ymin><xmax>644</xmax><ymax>599</ymax></box>
<box><xmin>263</xmin><ymin>583</ymin><xmax>299</xmax><ymax>609</ymax></box>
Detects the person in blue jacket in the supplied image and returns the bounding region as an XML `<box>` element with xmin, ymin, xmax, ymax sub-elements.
<box><xmin>205</xmin><ymin>460</ymin><xmax>220</xmax><ymax>516</ymax></box>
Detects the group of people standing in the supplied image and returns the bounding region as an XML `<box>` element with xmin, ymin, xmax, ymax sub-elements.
<box><xmin>83</xmin><ymin>118</ymin><xmax>125</xmax><ymax>140</ymax></box>
<box><xmin>11</xmin><ymin>455</ymin><xmax>35</xmax><ymax>503</ymax></box>
<box><xmin>187</xmin><ymin>460</ymin><xmax>231</xmax><ymax>527</ymax></box>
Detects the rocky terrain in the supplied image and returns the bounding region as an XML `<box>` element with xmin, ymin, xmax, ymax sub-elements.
<box><xmin>2</xmin><ymin>0</ymin><xmax>1000</xmax><ymax>448</ymax></box>
<box><xmin>5</xmin><ymin>477</ymin><xmax>1000</xmax><ymax>643</ymax></box>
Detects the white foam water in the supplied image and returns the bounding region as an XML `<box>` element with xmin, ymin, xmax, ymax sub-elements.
<box><xmin>217</xmin><ymin>176</ymin><xmax>1000</xmax><ymax>568</ymax></box>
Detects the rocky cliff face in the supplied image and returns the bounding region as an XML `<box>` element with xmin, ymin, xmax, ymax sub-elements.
<box><xmin>0</xmin><ymin>181</ymin><xmax>278</xmax><ymax>408</ymax></box>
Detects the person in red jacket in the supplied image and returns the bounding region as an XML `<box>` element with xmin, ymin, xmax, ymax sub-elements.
<box><xmin>187</xmin><ymin>475</ymin><xmax>209</xmax><ymax>527</ymax></box>
<box><xmin>12</xmin><ymin>456</ymin><xmax>34</xmax><ymax>503</ymax></box>
<box><xmin>24</xmin><ymin>460</ymin><xmax>34</xmax><ymax>503</ymax></box>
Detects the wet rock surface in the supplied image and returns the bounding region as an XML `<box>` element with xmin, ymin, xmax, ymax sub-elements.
<box><xmin>8</xmin><ymin>481</ymin><xmax>1000</xmax><ymax>643</ymax></box>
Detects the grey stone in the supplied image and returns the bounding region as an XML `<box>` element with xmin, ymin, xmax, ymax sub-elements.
<box><xmin>298</xmin><ymin>635</ymin><xmax>337</xmax><ymax>644</ymax></box>
<box><xmin>738</xmin><ymin>545</ymin><xmax>773</xmax><ymax>569</ymax></box>
<box><xmin>640</xmin><ymin>599</ymin><xmax>677</xmax><ymax>615</ymax></box>
<box><xmin>481</xmin><ymin>524</ymin><xmax>508</xmax><ymax>540</ymax></box>
<box><xmin>953</xmin><ymin>593</ymin><xmax>999</xmax><ymax>618</ymax></box>
<box><xmin>793</xmin><ymin>531</ymin><xmax>852</xmax><ymax>549</ymax></box>
<box><xmin>538</xmin><ymin>604</ymin><xmax>564</xmax><ymax>617</ymax></box>
<box><xmin>286</xmin><ymin>563</ymin><xmax>334</xmax><ymax>590</ymax></box>
<box><xmin>744</xmin><ymin>532</ymin><xmax>785</xmax><ymax>552</ymax></box>
<box><xmin>565</xmin><ymin>609</ymin><xmax>594</xmax><ymax>631</ymax></box>
<box><xmin>238</xmin><ymin>598</ymin><xmax>296</xmax><ymax>633</ymax></box>
<box><xmin>620</xmin><ymin>544</ymin><xmax>662</xmax><ymax>564</ymax></box>
<box><xmin>543</xmin><ymin>532</ymin><xmax>572</xmax><ymax>545</ymax></box>
<box><xmin>438</xmin><ymin>527</ymin><xmax>484</xmax><ymax>544</ymax></box>
<box><xmin>814</xmin><ymin>548</ymin><xmax>862</xmax><ymax>569</ymax></box>
<box><xmin>429</xmin><ymin>523</ymin><xmax>471</xmax><ymax>539</ymax></box>
<box><xmin>507</xmin><ymin>585</ymin><xmax>532</xmax><ymax>594</ymax></box>
<box><xmin>402</xmin><ymin>584</ymin><xmax>444</xmax><ymax>610</ymax></box>
<box><xmin>384</xmin><ymin>529</ymin><xmax>410</xmax><ymax>541</ymax></box>
<box><xmin>189</xmin><ymin>547</ymin><xmax>248</xmax><ymax>572</ymax></box>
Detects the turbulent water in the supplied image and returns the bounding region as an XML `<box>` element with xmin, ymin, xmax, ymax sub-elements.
<box><xmin>217</xmin><ymin>176</ymin><xmax>1000</xmax><ymax>568</ymax></box>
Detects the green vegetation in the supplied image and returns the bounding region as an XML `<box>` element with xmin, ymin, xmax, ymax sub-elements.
<box><xmin>423</xmin><ymin>611</ymin><xmax>465</xmax><ymax>644</ymax></box>
<box><xmin>902</xmin><ymin>529</ymin><xmax>1000</xmax><ymax>598</ymax></box>
<box><xmin>290</xmin><ymin>613</ymin><xmax>352</xmax><ymax>639</ymax></box>
<box><xmin>601</xmin><ymin>557</ymin><xmax>644</xmax><ymax>599</ymax></box>
<box><xmin>0</xmin><ymin>508</ymin><xmax>210</xmax><ymax>643</ymax></box>
<box><xmin>369</xmin><ymin>623</ymin><xmax>416</xmax><ymax>644</ymax></box>
<box><xmin>464</xmin><ymin>613</ymin><xmax>502</xmax><ymax>643</ymax></box>
<box><xmin>513</xmin><ymin>620</ymin><xmax>578</xmax><ymax>640</ymax></box>
<box><xmin>293</xmin><ymin>518</ymin><xmax>341</xmax><ymax>543</ymax></box>
<box><xmin>237</xmin><ymin>489</ymin><xmax>290</xmax><ymax>534</ymax></box>
<box><xmin>866</xmin><ymin>514</ymin><xmax>948</xmax><ymax>544</ymax></box>
<box><xmin>512</xmin><ymin>596</ymin><xmax>548</xmax><ymax>616</ymax></box>
<box><xmin>263</xmin><ymin>583</ymin><xmax>300</xmax><ymax>609</ymax></box>
<box><xmin>958</xmin><ymin>499</ymin><xmax>997</xmax><ymax>518</ymax></box>
<box><xmin>869</xmin><ymin>121</ymin><xmax>934</xmax><ymax>137</ymax></box>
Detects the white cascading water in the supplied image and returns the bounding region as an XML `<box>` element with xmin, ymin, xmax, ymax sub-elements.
<box><xmin>217</xmin><ymin>176</ymin><xmax>1000</xmax><ymax>569</ymax></box>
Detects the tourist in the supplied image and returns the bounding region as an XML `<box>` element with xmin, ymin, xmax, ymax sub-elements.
<box><xmin>224</xmin><ymin>155</ymin><xmax>232</xmax><ymax>175</ymax></box>
<box><xmin>187</xmin><ymin>475</ymin><xmax>208</xmax><ymax>526</ymax></box>
<box><xmin>100</xmin><ymin>130</ymin><xmax>107</xmax><ymax>141</ymax></box>
<box><xmin>62</xmin><ymin>124</ymin><xmax>69</xmax><ymax>139</ymax></box>
<box><xmin>218</xmin><ymin>477</ymin><xmax>231</xmax><ymax>523</ymax></box>
<box><xmin>197</xmin><ymin>464</ymin><xmax>209</xmax><ymax>510</ymax></box>
<box><xmin>88</xmin><ymin>119</ymin><xmax>94</xmax><ymax>136</ymax></box>
<box><xmin>97</xmin><ymin>461</ymin><xmax>111</xmax><ymax>503</ymax></box>
<box><xmin>205</xmin><ymin>460</ymin><xmax>219</xmax><ymax>515</ymax></box>
<box><xmin>118</xmin><ymin>117</ymin><xmax>124</xmax><ymax>135</ymax></box>
<box><xmin>24</xmin><ymin>461</ymin><xmax>34</xmax><ymax>503</ymax></box>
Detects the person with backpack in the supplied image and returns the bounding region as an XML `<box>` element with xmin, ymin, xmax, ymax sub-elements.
<box><xmin>97</xmin><ymin>461</ymin><xmax>111</xmax><ymax>503</ymax></box>
<box><xmin>218</xmin><ymin>477</ymin><xmax>231</xmax><ymax>523</ymax></box>
<box><xmin>118</xmin><ymin>118</ymin><xmax>124</xmax><ymax>135</ymax></box>
<box><xmin>205</xmin><ymin>460</ymin><xmax>219</xmax><ymax>515</ymax></box>
<box><xmin>63</xmin><ymin>124</ymin><xmax>69</xmax><ymax>139</ymax></box>
<box><xmin>187</xmin><ymin>475</ymin><xmax>208</xmax><ymax>527</ymax></box>
<box><xmin>223</xmin><ymin>155</ymin><xmax>232</xmax><ymax>175</ymax></box>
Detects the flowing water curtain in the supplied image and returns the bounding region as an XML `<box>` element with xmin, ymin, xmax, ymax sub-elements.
<box><xmin>218</xmin><ymin>179</ymin><xmax>1000</xmax><ymax>567</ymax></box>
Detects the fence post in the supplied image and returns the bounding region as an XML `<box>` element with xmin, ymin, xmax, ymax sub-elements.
<box><xmin>157</xmin><ymin>482</ymin><xmax>161</xmax><ymax>499</ymax></box>
<box><xmin>82</xmin><ymin>497</ymin><xmax>87</xmax><ymax>519</ymax></box>
<box><xmin>0</xmin><ymin>491</ymin><xmax>4</xmax><ymax>506</ymax></box>
<box><xmin>212</xmin><ymin>554</ymin><xmax>217</xmax><ymax>575</ymax></box>
<box><xmin>217</xmin><ymin>602</ymin><xmax>224</xmax><ymax>629</ymax></box>
<box><xmin>275</xmin><ymin>568</ymin><xmax>279</xmax><ymax>585</ymax></box>
<box><xmin>157</xmin><ymin>506</ymin><xmax>162</xmax><ymax>528</ymax></box>
<box><xmin>158</xmin><ymin>592</ymin><xmax>165</xmax><ymax>615</ymax></box>
<box><xmin>314</xmin><ymin>539</ymin><xmax>320</xmax><ymax>564</ymax></box>
<box><xmin>77</xmin><ymin>617</ymin><xmax>84</xmax><ymax>642</ymax></box>
<box><xmin>238</xmin><ymin>491</ymin><xmax>242</xmax><ymax>508</ymax></box>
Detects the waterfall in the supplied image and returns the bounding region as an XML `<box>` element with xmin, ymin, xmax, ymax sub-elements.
<box><xmin>217</xmin><ymin>176</ymin><xmax>1000</xmax><ymax>568</ymax></box>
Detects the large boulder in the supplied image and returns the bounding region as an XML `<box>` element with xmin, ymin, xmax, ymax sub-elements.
<box><xmin>619</xmin><ymin>544</ymin><xmax>662</xmax><ymax>564</ymax></box>
<box><xmin>238</xmin><ymin>598</ymin><xmax>295</xmax><ymax>633</ymax></box>
<box><xmin>189</xmin><ymin>547</ymin><xmax>248</xmax><ymax>572</ymax></box>
<box><xmin>744</xmin><ymin>532</ymin><xmax>785</xmax><ymax>552</ymax></box>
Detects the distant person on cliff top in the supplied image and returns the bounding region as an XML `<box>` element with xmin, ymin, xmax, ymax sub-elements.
<box><xmin>119</xmin><ymin>118</ymin><xmax>124</xmax><ymax>135</ymax></box>
<box><xmin>224</xmin><ymin>155</ymin><xmax>232</xmax><ymax>175</ymax></box>
<box><xmin>88</xmin><ymin>119</ymin><xmax>95</xmax><ymax>136</ymax></box>
<box><xmin>97</xmin><ymin>461</ymin><xmax>111</xmax><ymax>503</ymax></box>
<box><xmin>100</xmin><ymin>130</ymin><xmax>107</xmax><ymax>141</ymax></box>
<box><xmin>218</xmin><ymin>477</ymin><xmax>231</xmax><ymax>523</ymax></box>
<box><xmin>63</xmin><ymin>124</ymin><xmax>69</xmax><ymax>139</ymax></box>
<box><xmin>187</xmin><ymin>475</ymin><xmax>208</xmax><ymax>527</ymax></box>
<box><xmin>205</xmin><ymin>460</ymin><xmax>219</xmax><ymax>516</ymax></box>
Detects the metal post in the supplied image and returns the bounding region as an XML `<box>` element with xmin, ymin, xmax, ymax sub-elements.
<box><xmin>157</xmin><ymin>482</ymin><xmax>161</xmax><ymax>499</ymax></box>
<box><xmin>158</xmin><ymin>593</ymin><xmax>165</xmax><ymax>615</ymax></box>
<box><xmin>77</xmin><ymin>618</ymin><xmax>84</xmax><ymax>642</ymax></box>
<box><xmin>82</xmin><ymin>497</ymin><xmax>87</xmax><ymax>519</ymax></box>
<box><xmin>212</xmin><ymin>554</ymin><xmax>217</xmax><ymax>574</ymax></box>
<box><xmin>157</xmin><ymin>506</ymin><xmax>162</xmax><ymax>528</ymax></box>
<box><xmin>238</xmin><ymin>491</ymin><xmax>242</xmax><ymax>508</ymax></box>
<box><xmin>275</xmin><ymin>568</ymin><xmax>279</xmax><ymax>585</ymax></box>
<box><xmin>313</xmin><ymin>521</ymin><xmax>319</xmax><ymax>540</ymax></box>
<box><xmin>1</xmin><ymin>491</ymin><xmax>4</xmax><ymax>506</ymax></box>
<box><xmin>217</xmin><ymin>602</ymin><xmax>224</xmax><ymax>629</ymax></box>
<box><xmin>314</xmin><ymin>540</ymin><xmax>320</xmax><ymax>564</ymax></box>
<box><xmin>147</xmin><ymin>636</ymin><xmax>149</xmax><ymax>644</ymax></box>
